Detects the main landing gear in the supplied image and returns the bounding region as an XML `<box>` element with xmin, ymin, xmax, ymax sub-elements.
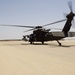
<box><xmin>42</xmin><ymin>41</ymin><xmax>44</xmax><ymax>44</ymax></box>
<box><xmin>57</xmin><ymin>40</ymin><xmax>61</xmax><ymax>46</ymax></box>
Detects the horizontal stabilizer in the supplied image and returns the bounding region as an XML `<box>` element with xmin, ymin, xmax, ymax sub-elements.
<box><xmin>68</xmin><ymin>32</ymin><xmax>75</xmax><ymax>37</ymax></box>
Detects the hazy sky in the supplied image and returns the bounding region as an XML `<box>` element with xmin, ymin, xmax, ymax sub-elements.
<box><xmin>0</xmin><ymin>0</ymin><xmax>75</xmax><ymax>39</ymax></box>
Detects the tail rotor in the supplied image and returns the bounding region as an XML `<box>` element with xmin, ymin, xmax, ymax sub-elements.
<box><xmin>67</xmin><ymin>1</ymin><xmax>75</xmax><ymax>27</ymax></box>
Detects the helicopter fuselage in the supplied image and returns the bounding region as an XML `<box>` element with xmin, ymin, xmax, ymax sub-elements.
<box><xmin>23</xmin><ymin>29</ymin><xmax>64</xmax><ymax>44</ymax></box>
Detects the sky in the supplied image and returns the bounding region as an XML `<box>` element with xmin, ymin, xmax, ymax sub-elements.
<box><xmin>0</xmin><ymin>0</ymin><xmax>75</xmax><ymax>39</ymax></box>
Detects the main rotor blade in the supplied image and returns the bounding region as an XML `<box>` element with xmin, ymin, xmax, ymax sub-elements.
<box><xmin>0</xmin><ymin>24</ymin><xmax>35</xmax><ymax>28</ymax></box>
<box><xmin>68</xmin><ymin>1</ymin><xmax>73</xmax><ymax>12</ymax></box>
<box><xmin>42</xmin><ymin>19</ymin><xmax>66</xmax><ymax>27</ymax></box>
<box><xmin>24</xmin><ymin>28</ymin><xmax>34</xmax><ymax>32</ymax></box>
<box><xmin>49</xmin><ymin>28</ymin><xmax>62</xmax><ymax>30</ymax></box>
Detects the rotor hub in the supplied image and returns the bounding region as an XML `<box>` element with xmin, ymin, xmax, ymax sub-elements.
<box><xmin>35</xmin><ymin>26</ymin><xmax>42</xmax><ymax>29</ymax></box>
<box><xmin>66</xmin><ymin>12</ymin><xmax>75</xmax><ymax>19</ymax></box>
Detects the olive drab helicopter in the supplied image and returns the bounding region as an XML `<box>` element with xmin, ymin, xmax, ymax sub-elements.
<box><xmin>0</xmin><ymin>1</ymin><xmax>75</xmax><ymax>46</ymax></box>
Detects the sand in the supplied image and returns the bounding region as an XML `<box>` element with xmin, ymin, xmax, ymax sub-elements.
<box><xmin>0</xmin><ymin>40</ymin><xmax>75</xmax><ymax>75</ymax></box>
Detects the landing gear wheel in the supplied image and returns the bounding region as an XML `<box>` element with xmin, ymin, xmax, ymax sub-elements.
<box><xmin>59</xmin><ymin>43</ymin><xmax>61</xmax><ymax>46</ymax></box>
<box><xmin>42</xmin><ymin>41</ymin><xmax>44</xmax><ymax>44</ymax></box>
<box><xmin>57</xmin><ymin>40</ymin><xmax>62</xmax><ymax>46</ymax></box>
<box><xmin>30</xmin><ymin>41</ymin><xmax>33</xmax><ymax>44</ymax></box>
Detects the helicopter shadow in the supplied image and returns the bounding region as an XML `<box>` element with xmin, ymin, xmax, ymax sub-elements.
<box><xmin>21</xmin><ymin>42</ymin><xmax>73</xmax><ymax>48</ymax></box>
<box><xmin>1</xmin><ymin>42</ymin><xmax>75</xmax><ymax>48</ymax></box>
<box><xmin>47</xmin><ymin>43</ymin><xmax>71</xmax><ymax>48</ymax></box>
<box><xmin>21</xmin><ymin>43</ymin><xmax>48</xmax><ymax>45</ymax></box>
<box><xmin>48</xmin><ymin>43</ymin><xmax>75</xmax><ymax>48</ymax></box>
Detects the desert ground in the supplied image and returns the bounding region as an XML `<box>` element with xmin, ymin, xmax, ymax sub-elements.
<box><xmin>0</xmin><ymin>40</ymin><xmax>75</xmax><ymax>75</ymax></box>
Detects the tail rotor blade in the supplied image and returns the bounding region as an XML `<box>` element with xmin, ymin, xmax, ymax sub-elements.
<box><xmin>63</xmin><ymin>13</ymin><xmax>68</xmax><ymax>17</ymax></box>
<box><xmin>68</xmin><ymin>1</ymin><xmax>73</xmax><ymax>12</ymax></box>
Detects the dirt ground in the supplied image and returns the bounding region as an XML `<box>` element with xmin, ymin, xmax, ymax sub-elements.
<box><xmin>0</xmin><ymin>40</ymin><xmax>75</xmax><ymax>75</ymax></box>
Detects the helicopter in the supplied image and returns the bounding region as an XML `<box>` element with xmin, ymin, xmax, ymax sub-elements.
<box><xmin>0</xmin><ymin>1</ymin><xmax>75</xmax><ymax>46</ymax></box>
